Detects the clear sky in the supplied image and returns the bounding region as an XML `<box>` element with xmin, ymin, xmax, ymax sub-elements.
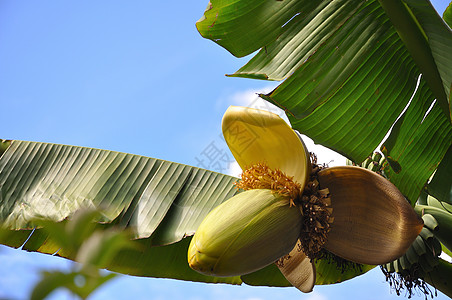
<box><xmin>0</xmin><ymin>1</ymin><xmax>450</xmax><ymax>299</ymax></box>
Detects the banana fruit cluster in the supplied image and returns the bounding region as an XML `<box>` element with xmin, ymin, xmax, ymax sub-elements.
<box><xmin>346</xmin><ymin>152</ymin><xmax>386</xmax><ymax>175</ymax></box>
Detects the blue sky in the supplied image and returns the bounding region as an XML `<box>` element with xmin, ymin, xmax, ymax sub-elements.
<box><xmin>0</xmin><ymin>1</ymin><xmax>450</xmax><ymax>299</ymax></box>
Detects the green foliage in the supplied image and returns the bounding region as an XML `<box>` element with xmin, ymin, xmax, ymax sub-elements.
<box><xmin>378</xmin><ymin>0</ymin><xmax>450</xmax><ymax>117</ymax></box>
<box><xmin>31</xmin><ymin>270</ymin><xmax>117</xmax><ymax>300</ymax></box>
<box><xmin>0</xmin><ymin>140</ymin><xmax>245</xmax><ymax>285</ymax></box>
<box><xmin>196</xmin><ymin>2</ymin><xmax>452</xmax><ymax>296</ymax></box>
<box><xmin>415</xmin><ymin>204</ymin><xmax>452</xmax><ymax>254</ymax></box>
<box><xmin>444</xmin><ymin>2</ymin><xmax>452</xmax><ymax>28</ymax></box>
<box><xmin>1</xmin><ymin>0</ymin><xmax>452</xmax><ymax>297</ymax></box>
<box><xmin>0</xmin><ymin>140</ymin><xmax>371</xmax><ymax>287</ymax></box>
<box><xmin>197</xmin><ymin>0</ymin><xmax>452</xmax><ymax>206</ymax></box>
<box><xmin>427</xmin><ymin>145</ymin><xmax>452</xmax><ymax>204</ymax></box>
<box><xmin>30</xmin><ymin>209</ymin><xmax>133</xmax><ymax>300</ymax></box>
<box><xmin>380</xmin><ymin>79</ymin><xmax>451</xmax><ymax>204</ymax></box>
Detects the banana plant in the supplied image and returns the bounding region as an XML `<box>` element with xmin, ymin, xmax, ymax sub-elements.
<box><xmin>1</xmin><ymin>0</ymin><xmax>452</xmax><ymax>299</ymax></box>
<box><xmin>194</xmin><ymin>0</ymin><xmax>452</xmax><ymax>296</ymax></box>
<box><xmin>0</xmin><ymin>106</ymin><xmax>446</xmax><ymax>296</ymax></box>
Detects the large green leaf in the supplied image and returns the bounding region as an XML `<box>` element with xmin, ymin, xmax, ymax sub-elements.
<box><xmin>0</xmin><ymin>141</ymin><xmax>234</xmax><ymax>236</ymax></box>
<box><xmin>0</xmin><ymin>140</ymin><xmax>241</xmax><ymax>284</ymax></box>
<box><xmin>0</xmin><ymin>141</ymin><xmax>368</xmax><ymax>287</ymax></box>
<box><xmin>378</xmin><ymin>0</ymin><xmax>451</xmax><ymax>117</ymax></box>
<box><xmin>404</xmin><ymin>0</ymin><xmax>452</xmax><ymax>114</ymax></box>
<box><xmin>196</xmin><ymin>0</ymin><xmax>452</xmax><ymax>204</ymax></box>
<box><xmin>196</xmin><ymin>0</ymin><xmax>311</xmax><ymax>58</ymax></box>
<box><xmin>427</xmin><ymin>144</ymin><xmax>452</xmax><ymax>204</ymax></box>
<box><xmin>381</xmin><ymin>78</ymin><xmax>452</xmax><ymax>204</ymax></box>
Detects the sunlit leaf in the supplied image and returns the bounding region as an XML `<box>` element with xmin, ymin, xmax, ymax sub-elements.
<box><xmin>0</xmin><ymin>140</ymin><xmax>242</xmax><ymax>284</ymax></box>
<box><xmin>444</xmin><ymin>2</ymin><xmax>452</xmax><ymax>28</ymax></box>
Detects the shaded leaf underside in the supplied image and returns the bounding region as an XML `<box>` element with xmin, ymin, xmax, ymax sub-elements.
<box><xmin>228</xmin><ymin>0</ymin><xmax>425</xmax><ymax>161</ymax></box>
<box><xmin>382</xmin><ymin>79</ymin><xmax>452</xmax><ymax>203</ymax></box>
<box><xmin>426</xmin><ymin>144</ymin><xmax>452</xmax><ymax>204</ymax></box>
<box><xmin>405</xmin><ymin>0</ymin><xmax>452</xmax><ymax>114</ymax></box>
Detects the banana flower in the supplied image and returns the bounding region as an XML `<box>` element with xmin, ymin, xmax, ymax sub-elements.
<box><xmin>188</xmin><ymin>106</ymin><xmax>423</xmax><ymax>292</ymax></box>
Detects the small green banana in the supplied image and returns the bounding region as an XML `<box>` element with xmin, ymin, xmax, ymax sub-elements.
<box><xmin>422</xmin><ymin>213</ymin><xmax>439</xmax><ymax>231</ymax></box>
<box><xmin>415</xmin><ymin>205</ymin><xmax>452</xmax><ymax>254</ymax></box>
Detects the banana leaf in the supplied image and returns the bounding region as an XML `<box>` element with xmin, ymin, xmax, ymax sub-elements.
<box><xmin>0</xmin><ymin>140</ymin><xmax>369</xmax><ymax>287</ymax></box>
<box><xmin>381</xmin><ymin>78</ymin><xmax>452</xmax><ymax>203</ymax></box>
<box><xmin>196</xmin><ymin>0</ymin><xmax>452</xmax><ymax>204</ymax></box>
<box><xmin>426</xmin><ymin>144</ymin><xmax>452</xmax><ymax>204</ymax></box>
<box><xmin>445</xmin><ymin>3</ymin><xmax>452</xmax><ymax>27</ymax></box>
<box><xmin>0</xmin><ymin>140</ymin><xmax>240</xmax><ymax>284</ymax></box>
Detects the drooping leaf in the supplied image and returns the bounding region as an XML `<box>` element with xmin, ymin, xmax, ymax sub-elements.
<box><xmin>197</xmin><ymin>0</ymin><xmax>452</xmax><ymax>207</ymax></box>
<box><xmin>241</xmin><ymin>264</ymin><xmax>291</xmax><ymax>287</ymax></box>
<box><xmin>379</xmin><ymin>0</ymin><xmax>451</xmax><ymax>117</ymax></box>
<box><xmin>0</xmin><ymin>141</ymin><xmax>237</xmax><ymax>240</ymax></box>
<box><xmin>427</xmin><ymin>144</ymin><xmax>452</xmax><ymax>204</ymax></box>
<box><xmin>403</xmin><ymin>0</ymin><xmax>452</xmax><ymax>115</ymax></box>
<box><xmin>34</xmin><ymin>209</ymin><xmax>102</xmax><ymax>254</ymax></box>
<box><xmin>198</xmin><ymin>0</ymin><xmax>451</xmax><ymax>162</ymax></box>
<box><xmin>0</xmin><ymin>140</ymin><xmax>369</xmax><ymax>287</ymax></box>
<box><xmin>229</xmin><ymin>0</ymin><xmax>350</xmax><ymax>81</ymax></box>
<box><xmin>381</xmin><ymin>78</ymin><xmax>452</xmax><ymax>204</ymax></box>
<box><xmin>196</xmin><ymin>0</ymin><xmax>311</xmax><ymax>58</ymax></box>
<box><xmin>257</xmin><ymin>0</ymin><xmax>423</xmax><ymax>162</ymax></box>
<box><xmin>443</xmin><ymin>243</ymin><xmax>452</xmax><ymax>258</ymax></box>
<box><xmin>35</xmin><ymin>219</ymin><xmax>75</xmax><ymax>253</ymax></box>
<box><xmin>0</xmin><ymin>140</ymin><xmax>243</xmax><ymax>284</ymax></box>
<box><xmin>106</xmin><ymin>235</ymin><xmax>242</xmax><ymax>284</ymax></box>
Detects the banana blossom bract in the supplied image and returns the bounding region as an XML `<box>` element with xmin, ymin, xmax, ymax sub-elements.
<box><xmin>188</xmin><ymin>106</ymin><xmax>423</xmax><ymax>293</ymax></box>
